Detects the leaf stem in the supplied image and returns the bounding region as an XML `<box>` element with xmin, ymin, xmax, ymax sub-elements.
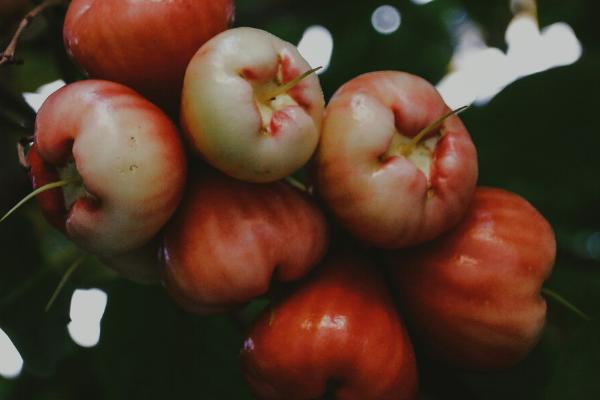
<box><xmin>542</xmin><ymin>287</ymin><xmax>591</xmax><ymax>321</ymax></box>
<box><xmin>285</xmin><ymin>176</ymin><xmax>308</xmax><ymax>192</ymax></box>
<box><xmin>399</xmin><ymin>105</ymin><xmax>469</xmax><ymax>156</ymax></box>
<box><xmin>260</xmin><ymin>66</ymin><xmax>321</xmax><ymax>103</ymax></box>
<box><xmin>1</xmin><ymin>178</ymin><xmax>78</xmax><ymax>223</ymax></box>
<box><xmin>45</xmin><ymin>255</ymin><xmax>86</xmax><ymax>312</ymax></box>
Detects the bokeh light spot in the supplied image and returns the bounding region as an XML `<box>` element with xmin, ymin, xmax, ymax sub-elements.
<box><xmin>23</xmin><ymin>80</ymin><xmax>66</xmax><ymax>112</ymax></box>
<box><xmin>371</xmin><ymin>5</ymin><xmax>401</xmax><ymax>35</ymax></box>
<box><xmin>297</xmin><ymin>25</ymin><xmax>334</xmax><ymax>74</ymax></box>
<box><xmin>0</xmin><ymin>327</ymin><xmax>23</xmax><ymax>379</ymax></box>
<box><xmin>67</xmin><ymin>288</ymin><xmax>108</xmax><ymax>348</ymax></box>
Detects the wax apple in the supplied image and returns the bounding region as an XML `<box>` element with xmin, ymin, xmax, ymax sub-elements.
<box><xmin>160</xmin><ymin>169</ymin><xmax>329</xmax><ymax>314</ymax></box>
<box><xmin>388</xmin><ymin>187</ymin><xmax>556</xmax><ymax>370</ymax></box>
<box><xmin>241</xmin><ymin>251</ymin><xmax>418</xmax><ymax>400</ymax></box>
<box><xmin>316</xmin><ymin>71</ymin><xmax>477</xmax><ymax>248</ymax></box>
<box><xmin>30</xmin><ymin>80</ymin><xmax>186</xmax><ymax>257</ymax></box>
<box><xmin>181</xmin><ymin>27</ymin><xmax>325</xmax><ymax>183</ymax></box>
<box><xmin>63</xmin><ymin>0</ymin><xmax>234</xmax><ymax>110</ymax></box>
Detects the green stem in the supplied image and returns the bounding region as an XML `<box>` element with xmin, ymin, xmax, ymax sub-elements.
<box><xmin>260</xmin><ymin>66</ymin><xmax>322</xmax><ymax>102</ymax></box>
<box><xmin>399</xmin><ymin>105</ymin><xmax>469</xmax><ymax>157</ymax></box>
<box><xmin>45</xmin><ymin>255</ymin><xmax>86</xmax><ymax>312</ymax></box>
<box><xmin>1</xmin><ymin>178</ymin><xmax>78</xmax><ymax>223</ymax></box>
<box><xmin>285</xmin><ymin>176</ymin><xmax>308</xmax><ymax>192</ymax></box>
<box><xmin>542</xmin><ymin>287</ymin><xmax>591</xmax><ymax>321</ymax></box>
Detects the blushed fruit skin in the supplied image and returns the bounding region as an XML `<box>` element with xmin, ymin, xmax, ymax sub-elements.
<box><xmin>241</xmin><ymin>252</ymin><xmax>418</xmax><ymax>400</ymax></box>
<box><xmin>388</xmin><ymin>187</ymin><xmax>556</xmax><ymax>370</ymax></box>
<box><xmin>160</xmin><ymin>169</ymin><xmax>329</xmax><ymax>314</ymax></box>
<box><xmin>316</xmin><ymin>71</ymin><xmax>478</xmax><ymax>248</ymax></box>
<box><xmin>63</xmin><ymin>0</ymin><xmax>234</xmax><ymax>110</ymax></box>
<box><xmin>30</xmin><ymin>80</ymin><xmax>186</xmax><ymax>257</ymax></box>
<box><xmin>181</xmin><ymin>27</ymin><xmax>325</xmax><ymax>183</ymax></box>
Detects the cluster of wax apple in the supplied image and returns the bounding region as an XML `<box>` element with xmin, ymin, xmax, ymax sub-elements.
<box><xmin>18</xmin><ymin>1</ymin><xmax>557</xmax><ymax>399</ymax></box>
<box><xmin>238</xmin><ymin>73</ymin><xmax>556</xmax><ymax>399</ymax></box>
<box><xmin>29</xmin><ymin>0</ymin><xmax>328</xmax><ymax>289</ymax></box>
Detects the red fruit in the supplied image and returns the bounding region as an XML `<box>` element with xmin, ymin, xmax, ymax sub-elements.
<box><xmin>160</xmin><ymin>169</ymin><xmax>329</xmax><ymax>314</ymax></box>
<box><xmin>241</xmin><ymin>252</ymin><xmax>418</xmax><ymax>400</ymax></box>
<box><xmin>63</xmin><ymin>0</ymin><xmax>234</xmax><ymax>110</ymax></box>
<box><xmin>316</xmin><ymin>71</ymin><xmax>477</xmax><ymax>248</ymax></box>
<box><xmin>388</xmin><ymin>187</ymin><xmax>556</xmax><ymax>369</ymax></box>
<box><xmin>30</xmin><ymin>80</ymin><xmax>186</xmax><ymax>257</ymax></box>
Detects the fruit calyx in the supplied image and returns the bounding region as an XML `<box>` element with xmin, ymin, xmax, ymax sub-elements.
<box><xmin>258</xmin><ymin>66</ymin><xmax>321</xmax><ymax>103</ymax></box>
<box><xmin>0</xmin><ymin>177</ymin><xmax>80</xmax><ymax>223</ymax></box>
<box><xmin>57</xmin><ymin>160</ymin><xmax>88</xmax><ymax>210</ymax></box>
<box><xmin>1</xmin><ymin>159</ymin><xmax>91</xmax><ymax>223</ymax></box>
<box><xmin>254</xmin><ymin>66</ymin><xmax>321</xmax><ymax>135</ymax></box>
<box><xmin>381</xmin><ymin>105</ymin><xmax>469</xmax><ymax>179</ymax></box>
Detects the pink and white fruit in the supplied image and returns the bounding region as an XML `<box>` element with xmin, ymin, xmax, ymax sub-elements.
<box><xmin>316</xmin><ymin>71</ymin><xmax>478</xmax><ymax>248</ymax></box>
<box><xmin>388</xmin><ymin>187</ymin><xmax>556</xmax><ymax>369</ymax></box>
<box><xmin>63</xmin><ymin>0</ymin><xmax>234</xmax><ymax>109</ymax></box>
<box><xmin>160</xmin><ymin>169</ymin><xmax>329</xmax><ymax>314</ymax></box>
<box><xmin>181</xmin><ymin>27</ymin><xmax>325</xmax><ymax>183</ymax></box>
<box><xmin>29</xmin><ymin>80</ymin><xmax>186</xmax><ymax>257</ymax></box>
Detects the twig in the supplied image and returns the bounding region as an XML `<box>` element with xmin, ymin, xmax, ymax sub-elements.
<box><xmin>542</xmin><ymin>287</ymin><xmax>591</xmax><ymax>321</ymax></box>
<box><xmin>45</xmin><ymin>255</ymin><xmax>86</xmax><ymax>312</ymax></box>
<box><xmin>0</xmin><ymin>0</ymin><xmax>67</xmax><ymax>67</ymax></box>
<box><xmin>0</xmin><ymin>177</ymin><xmax>79</xmax><ymax>223</ymax></box>
<box><xmin>285</xmin><ymin>176</ymin><xmax>308</xmax><ymax>192</ymax></box>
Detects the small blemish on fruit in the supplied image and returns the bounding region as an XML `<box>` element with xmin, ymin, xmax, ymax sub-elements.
<box><xmin>240</xmin><ymin>67</ymin><xmax>258</xmax><ymax>81</ymax></box>
<box><xmin>129</xmin><ymin>164</ymin><xmax>138</xmax><ymax>171</ymax></box>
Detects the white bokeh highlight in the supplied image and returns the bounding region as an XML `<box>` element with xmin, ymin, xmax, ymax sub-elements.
<box><xmin>23</xmin><ymin>79</ymin><xmax>66</xmax><ymax>112</ymax></box>
<box><xmin>506</xmin><ymin>17</ymin><xmax>582</xmax><ymax>76</ymax></box>
<box><xmin>297</xmin><ymin>25</ymin><xmax>334</xmax><ymax>74</ymax></box>
<box><xmin>371</xmin><ymin>5</ymin><xmax>402</xmax><ymax>35</ymax></box>
<box><xmin>67</xmin><ymin>288</ymin><xmax>108</xmax><ymax>348</ymax></box>
<box><xmin>0</xmin><ymin>328</ymin><xmax>23</xmax><ymax>379</ymax></box>
<box><xmin>437</xmin><ymin>13</ymin><xmax>582</xmax><ymax>109</ymax></box>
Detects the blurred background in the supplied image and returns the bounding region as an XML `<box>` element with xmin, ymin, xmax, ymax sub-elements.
<box><xmin>0</xmin><ymin>0</ymin><xmax>599</xmax><ymax>398</ymax></box>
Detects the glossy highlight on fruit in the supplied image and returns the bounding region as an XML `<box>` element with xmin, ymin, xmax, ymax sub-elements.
<box><xmin>160</xmin><ymin>168</ymin><xmax>329</xmax><ymax>314</ymax></box>
<box><xmin>316</xmin><ymin>71</ymin><xmax>478</xmax><ymax>248</ymax></box>
<box><xmin>388</xmin><ymin>187</ymin><xmax>556</xmax><ymax>370</ymax></box>
<box><xmin>241</xmin><ymin>251</ymin><xmax>418</xmax><ymax>400</ymax></box>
